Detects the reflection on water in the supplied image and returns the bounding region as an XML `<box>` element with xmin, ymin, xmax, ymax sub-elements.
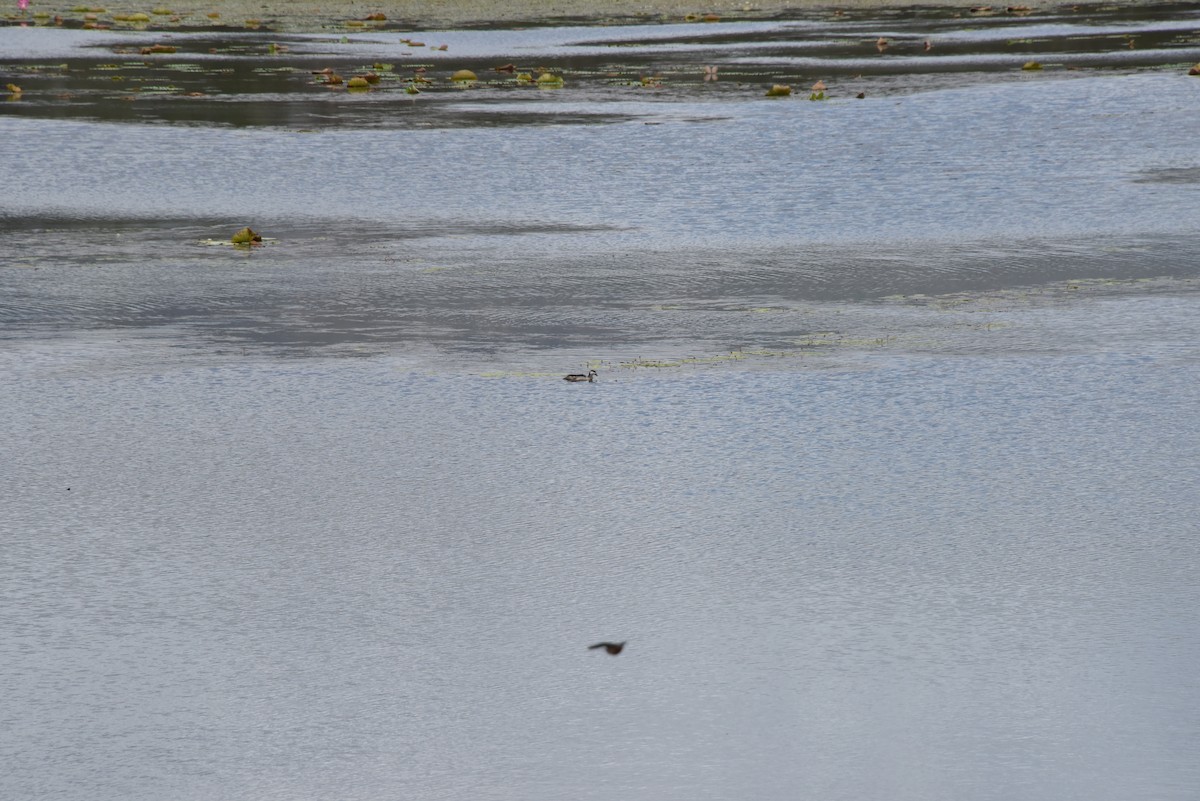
<box><xmin>2</xmin><ymin>5</ymin><xmax>1199</xmax><ymax>128</ymax></box>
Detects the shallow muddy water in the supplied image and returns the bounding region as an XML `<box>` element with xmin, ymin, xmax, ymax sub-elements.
<box><xmin>3</xmin><ymin>7</ymin><xmax>1200</xmax><ymax>801</ymax></box>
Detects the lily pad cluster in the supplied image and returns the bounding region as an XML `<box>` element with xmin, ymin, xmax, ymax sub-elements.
<box><xmin>231</xmin><ymin>227</ymin><xmax>262</xmax><ymax>245</ymax></box>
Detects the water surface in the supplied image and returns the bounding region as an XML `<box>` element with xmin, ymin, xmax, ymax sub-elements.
<box><xmin>2</xmin><ymin>7</ymin><xmax>1200</xmax><ymax>801</ymax></box>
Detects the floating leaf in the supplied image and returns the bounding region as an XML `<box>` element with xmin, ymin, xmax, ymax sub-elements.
<box><xmin>765</xmin><ymin>84</ymin><xmax>791</xmax><ymax>97</ymax></box>
<box><xmin>126</xmin><ymin>12</ymin><xmax>150</xmax><ymax>21</ymax></box>
<box><xmin>347</xmin><ymin>76</ymin><xmax>369</xmax><ymax>89</ymax></box>
<box><xmin>230</xmin><ymin>227</ymin><xmax>262</xmax><ymax>245</ymax></box>
<box><xmin>537</xmin><ymin>72</ymin><xmax>564</xmax><ymax>87</ymax></box>
<box><xmin>1189</xmin><ymin>63</ymin><xmax>1200</xmax><ymax>75</ymax></box>
<box><xmin>516</xmin><ymin>72</ymin><xmax>534</xmax><ymax>83</ymax></box>
<box><xmin>450</xmin><ymin>69</ymin><xmax>477</xmax><ymax>82</ymax></box>
<box><xmin>1022</xmin><ymin>60</ymin><xmax>1043</xmax><ymax>70</ymax></box>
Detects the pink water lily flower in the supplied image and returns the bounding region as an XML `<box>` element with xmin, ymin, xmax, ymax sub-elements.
<box><xmin>18</xmin><ymin>0</ymin><xmax>30</xmax><ymax>10</ymax></box>
<box><xmin>703</xmin><ymin>65</ymin><xmax>718</xmax><ymax>81</ymax></box>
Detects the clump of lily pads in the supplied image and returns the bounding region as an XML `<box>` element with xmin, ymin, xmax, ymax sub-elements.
<box><xmin>765</xmin><ymin>84</ymin><xmax>791</xmax><ymax>97</ymax></box>
<box><xmin>231</xmin><ymin>227</ymin><xmax>262</xmax><ymax>245</ymax></box>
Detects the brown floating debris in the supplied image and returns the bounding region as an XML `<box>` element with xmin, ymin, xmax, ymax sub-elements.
<box><xmin>364</xmin><ymin>12</ymin><xmax>386</xmax><ymax>20</ymax></box>
<box><xmin>494</xmin><ymin>63</ymin><xmax>516</xmax><ymax>73</ymax></box>
<box><xmin>140</xmin><ymin>44</ymin><xmax>177</xmax><ymax>54</ymax></box>
<box><xmin>1189</xmin><ymin>63</ymin><xmax>1200</xmax><ymax>75</ymax></box>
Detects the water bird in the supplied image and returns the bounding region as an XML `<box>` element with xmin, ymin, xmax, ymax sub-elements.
<box><xmin>589</xmin><ymin>641</ymin><xmax>626</xmax><ymax>655</ymax></box>
<box><xmin>564</xmin><ymin>370</ymin><xmax>598</xmax><ymax>382</ymax></box>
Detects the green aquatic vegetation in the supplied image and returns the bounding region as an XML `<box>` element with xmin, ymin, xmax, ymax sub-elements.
<box><xmin>536</xmin><ymin>73</ymin><xmax>564</xmax><ymax>87</ymax></box>
<box><xmin>230</xmin><ymin>227</ymin><xmax>262</xmax><ymax>245</ymax></box>
<box><xmin>450</xmin><ymin>69</ymin><xmax>477</xmax><ymax>83</ymax></box>
<box><xmin>346</xmin><ymin>76</ymin><xmax>370</xmax><ymax>90</ymax></box>
<box><xmin>765</xmin><ymin>84</ymin><xmax>791</xmax><ymax>97</ymax></box>
<box><xmin>1022</xmin><ymin>61</ymin><xmax>1043</xmax><ymax>70</ymax></box>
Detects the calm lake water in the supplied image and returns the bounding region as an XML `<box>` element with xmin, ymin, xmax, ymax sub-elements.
<box><xmin>2</xmin><ymin>6</ymin><xmax>1200</xmax><ymax>801</ymax></box>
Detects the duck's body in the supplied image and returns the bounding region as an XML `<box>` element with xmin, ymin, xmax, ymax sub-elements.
<box><xmin>589</xmin><ymin>641</ymin><xmax>626</xmax><ymax>655</ymax></box>
<box><xmin>564</xmin><ymin>370</ymin><xmax>598</xmax><ymax>382</ymax></box>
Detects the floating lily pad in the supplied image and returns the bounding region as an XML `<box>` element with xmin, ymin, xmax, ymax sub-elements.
<box><xmin>347</xmin><ymin>76</ymin><xmax>369</xmax><ymax>88</ymax></box>
<box><xmin>1022</xmin><ymin>61</ymin><xmax>1043</xmax><ymax>70</ymax></box>
<box><xmin>765</xmin><ymin>84</ymin><xmax>791</xmax><ymax>97</ymax></box>
<box><xmin>450</xmin><ymin>69</ymin><xmax>477</xmax><ymax>82</ymax></box>
<box><xmin>230</xmin><ymin>227</ymin><xmax>262</xmax><ymax>245</ymax></box>
<box><xmin>536</xmin><ymin>72</ymin><xmax>564</xmax><ymax>87</ymax></box>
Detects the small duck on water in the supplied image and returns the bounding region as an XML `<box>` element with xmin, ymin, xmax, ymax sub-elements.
<box><xmin>564</xmin><ymin>370</ymin><xmax>598</xmax><ymax>382</ymax></box>
<box><xmin>589</xmin><ymin>641</ymin><xmax>625</xmax><ymax>655</ymax></box>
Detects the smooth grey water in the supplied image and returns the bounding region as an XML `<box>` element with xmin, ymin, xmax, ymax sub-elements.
<box><xmin>4</xmin><ymin>349</ymin><xmax>1200</xmax><ymax>801</ymax></box>
<box><xmin>3</xmin><ymin>8</ymin><xmax>1200</xmax><ymax>801</ymax></box>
